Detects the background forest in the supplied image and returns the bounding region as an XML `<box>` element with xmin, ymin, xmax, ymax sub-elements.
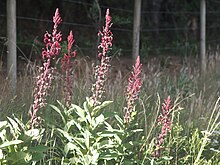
<box><xmin>1</xmin><ymin>0</ymin><xmax>220</xmax><ymax>64</ymax></box>
<box><xmin>0</xmin><ymin>0</ymin><xmax>220</xmax><ymax>164</ymax></box>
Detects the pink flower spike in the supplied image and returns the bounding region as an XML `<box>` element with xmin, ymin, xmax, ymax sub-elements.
<box><xmin>124</xmin><ymin>55</ymin><xmax>142</xmax><ymax>123</ymax></box>
<box><xmin>67</xmin><ymin>31</ymin><xmax>75</xmax><ymax>55</ymax></box>
<box><xmin>155</xmin><ymin>96</ymin><xmax>172</xmax><ymax>157</ymax></box>
<box><xmin>97</xmin><ymin>8</ymin><xmax>113</xmax><ymax>59</ymax></box>
<box><xmin>53</xmin><ymin>8</ymin><xmax>62</xmax><ymax>28</ymax></box>
<box><xmin>61</xmin><ymin>31</ymin><xmax>77</xmax><ymax>106</ymax></box>
<box><xmin>42</xmin><ymin>8</ymin><xmax>62</xmax><ymax>60</ymax></box>
<box><xmin>90</xmin><ymin>9</ymin><xmax>113</xmax><ymax>106</ymax></box>
<box><xmin>30</xmin><ymin>8</ymin><xmax>63</xmax><ymax>128</ymax></box>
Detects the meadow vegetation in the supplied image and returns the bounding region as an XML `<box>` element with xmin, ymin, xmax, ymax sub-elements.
<box><xmin>0</xmin><ymin>8</ymin><xmax>219</xmax><ymax>164</ymax></box>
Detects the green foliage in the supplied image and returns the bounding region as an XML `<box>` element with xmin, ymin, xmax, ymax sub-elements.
<box><xmin>45</xmin><ymin>97</ymin><xmax>146</xmax><ymax>165</ymax></box>
<box><xmin>0</xmin><ymin>116</ymin><xmax>48</xmax><ymax>164</ymax></box>
<box><xmin>48</xmin><ymin>99</ymin><xmax>123</xmax><ymax>164</ymax></box>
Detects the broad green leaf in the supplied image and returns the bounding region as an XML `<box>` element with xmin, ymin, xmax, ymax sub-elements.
<box><xmin>64</xmin><ymin>142</ymin><xmax>83</xmax><ymax>156</ymax></box>
<box><xmin>114</xmin><ymin>134</ymin><xmax>122</xmax><ymax>144</ymax></box>
<box><xmin>0</xmin><ymin>121</ymin><xmax>8</xmax><ymax>132</ymax></box>
<box><xmin>70</xmin><ymin>104</ymin><xmax>85</xmax><ymax>120</ymax></box>
<box><xmin>162</xmin><ymin>156</ymin><xmax>173</xmax><ymax>160</ymax></box>
<box><xmin>83</xmin><ymin>130</ymin><xmax>91</xmax><ymax>149</ymax></box>
<box><xmin>131</xmin><ymin>129</ymin><xmax>143</xmax><ymax>133</ymax></box>
<box><xmin>49</xmin><ymin>104</ymin><xmax>66</xmax><ymax>124</ymax></box>
<box><xmin>57</xmin><ymin>128</ymin><xmax>86</xmax><ymax>150</ymax></box>
<box><xmin>114</xmin><ymin>114</ymin><xmax>124</xmax><ymax>126</ymax></box>
<box><xmin>104</xmin><ymin>121</ymin><xmax>113</xmax><ymax>130</ymax></box>
<box><xmin>0</xmin><ymin>149</ymin><xmax>3</xmax><ymax>159</ymax></box>
<box><xmin>25</xmin><ymin>129</ymin><xmax>40</xmax><ymax>137</ymax></box>
<box><xmin>92</xmin><ymin>101</ymin><xmax>113</xmax><ymax>115</ymax></box>
<box><xmin>65</xmin><ymin>119</ymin><xmax>83</xmax><ymax>133</ymax></box>
<box><xmin>31</xmin><ymin>152</ymin><xmax>44</xmax><ymax>162</ymax></box>
<box><xmin>99</xmin><ymin>151</ymin><xmax>119</xmax><ymax>160</ymax></box>
<box><xmin>84</xmin><ymin>155</ymin><xmax>92</xmax><ymax>165</ymax></box>
<box><xmin>104</xmin><ymin>122</ymin><xmax>124</xmax><ymax>134</ymax></box>
<box><xmin>98</xmin><ymin>131</ymin><xmax>117</xmax><ymax>137</ymax></box>
<box><xmin>7</xmin><ymin>151</ymin><xmax>29</xmax><ymax>164</ymax></box>
<box><xmin>94</xmin><ymin>114</ymin><xmax>105</xmax><ymax>128</ymax></box>
<box><xmin>28</xmin><ymin>145</ymin><xmax>49</xmax><ymax>153</ymax></box>
<box><xmin>0</xmin><ymin>140</ymin><xmax>23</xmax><ymax>149</ymax></box>
<box><xmin>7</xmin><ymin>117</ymin><xmax>19</xmax><ymax>131</ymax></box>
<box><xmin>13</xmin><ymin>117</ymin><xmax>25</xmax><ymax>130</ymax></box>
<box><xmin>83</xmin><ymin>100</ymin><xmax>92</xmax><ymax>125</ymax></box>
<box><xmin>56</xmin><ymin>128</ymin><xmax>73</xmax><ymax>142</ymax></box>
<box><xmin>7</xmin><ymin>117</ymin><xmax>21</xmax><ymax>137</ymax></box>
<box><xmin>98</xmin><ymin>139</ymin><xmax>114</xmax><ymax>149</ymax></box>
<box><xmin>91</xmin><ymin>149</ymin><xmax>99</xmax><ymax>164</ymax></box>
<box><xmin>103</xmin><ymin>111</ymin><xmax>118</xmax><ymax>118</ymax></box>
<box><xmin>0</xmin><ymin>129</ymin><xmax>6</xmax><ymax>142</ymax></box>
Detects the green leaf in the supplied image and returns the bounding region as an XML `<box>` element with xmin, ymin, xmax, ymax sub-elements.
<box><xmin>56</xmin><ymin>128</ymin><xmax>73</xmax><ymax>142</ymax></box>
<box><xmin>25</xmin><ymin>129</ymin><xmax>40</xmax><ymax>137</ymax></box>
<box><xmin>50</xmin><ymin>104</ymin><xmax>66</xmax><ymax>124</ymax></box>
<box><xmin>83</xmin><ymin>100</ymin><xmax>92</xmax><ymax>125</ymax></box>
<box><xmin>84</xmin><ymin>155</ymin><xmax>92</xmax><ymax>165</ymax></box>
<box><xmin>64</xmin><ymin>142</ymin><xmax>83</xmax><ymax>156</ymax></box>
<box><xmin>0</xmin><ymin>149</ymin><xmax>4</xmax><ymax>159</ymax></box>
<box><xmin>98</xmin><ymin>139</ymin><xmax>114</xmax><ymax>149</ymax></box>
<box><xmin>0</xmin><ymin>140</ymin><xmax>23</xmax><ymax>149</ymax></box>
<box><xmin>13</xmin><ymin>117</ymin><xmax>25</xmax><ymax>130</ymax></box>
<box><xmin>7</xmin><ymin>151</ymin><xmax>30</xmax><ymax>164</ymax></box>
<box><xmin>65</xmin><ymin>119</ymin><xmax>82</xmax><ymax>133</ymax></box>
<box><xmin>104</xmin><ymin>122</ymin><xmax>124</xmax><ymax>134</ymax></box>
<box><xmin>31</xmin><ymin>152</ymin><xmax>45</xmax><ymax>162</ymax></box>
<box><xmin>93</xmin><ymin>114</ymin><xmax>105</xmax><ymax>129</ymax></box>
<box><xmin>0</xmin><ymin>121</ymin><xmax>8</xmax><ymax>132</ymax></box>
<box><xmin>28</xmin><ymin>145</ymin><xmax>49</xmax><ymax>153</ymax></box>
<box><xmin>99</xmin><ymin>151</ymin><xmax>119</xmax><ymax>160</ymax></box>
<box><xmin>92</xmin><ymin>101</ymin><xmax>113</xmax><ymax>115</ymax></box>
<box><xmin>83</xmin><ymin>130</ymin><xmax>91</xmax><ymax>149</ymax></box>
<box><xmin>91</xmin><ymin>149</ymin><xmax>99</xmax><ymax>164</ymax></box>
<box><xmin>7</xmin><ymin>117</ymin><xmax>21</xmax><ymax>137</ymax></box>
<box><xmin>162</xmin><ymin>156</ymin><xmax>173</xmax><ymax>160</ymax></box>
<box><xmin>114</xmin><ymin>114</ymin><xmax>124</xmax><ymax>126</ymax></box>
<box><xmin>98</xmin><ymin>131</ymin><xmax>118</xmax><ymax>137</ymax></box>
<box><xmin>70</xmin><ymin>104</ymin><xmax>85</xmax><ymax>120</ymax></box>
<box><xmin>56</xmin><ymin>128</ymin><xmax>86</xmax><ymax>150</ymax></box>
<box><xmin>131</xmin><ymin>129</ymin><xmax>143</xmax><ymax>133</ymax></box>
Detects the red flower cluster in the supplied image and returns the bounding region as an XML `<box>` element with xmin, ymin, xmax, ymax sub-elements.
<box><xmin>61</xmin><ymin>31</ymin><xmax>76</xmax><ymax>106</ymax></box>
<box><xmin>30</xmin><ymin>8</ymin><xmax>62</xmax><ymax>127</ymax></box>
<box><xmin>155</xmin><ymin>96</ymin><xmax>172</xmax><ymax>156</ymax></box>
<box><xmin>124</xmin><ymin>56</ymin><xmax>142</xmax><ymax>123</ymax></box>
<box><xmin>42</xmin><ymin>8</ymin><xmax>62</xmax><ymax>61</ymax></box>
<box><xmin>97</xmin><ymin>9</ymin><xmax>113</xmax><ymax>58</ymax></box>
<box><xmin>90</xmin><ymin>9</ymin><xmax>113</xmax><ymax>106</ymax></box>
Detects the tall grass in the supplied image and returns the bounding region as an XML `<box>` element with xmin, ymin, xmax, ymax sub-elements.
<box><xmin>0</xmin><ymin>8</ymin><xmax>219</xmax><ymax>164</ymax></box>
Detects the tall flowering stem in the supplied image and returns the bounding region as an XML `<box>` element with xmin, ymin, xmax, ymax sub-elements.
<box><xmin>61</xmin><ymin>31</ymin><xmax>76</xmax><ymax>106</ymax></box>
<box><xmin>155</xmin><ymin>96</ymin><xmax>172</xmax><ymax>157</ymax></box>
<box><xmin>30</xmin><ymin>8</ymin><xmax>62</xmax><ymax>127</ymax></box>
<box><xmin>90</xmin><ymin>9</ymin><xmax>113</xmax><ymax>106</ymax></box>
<box><xmin>124</xmin><ymin>56</ymin><xmax>142</xmax><ymax>123</ymax></box>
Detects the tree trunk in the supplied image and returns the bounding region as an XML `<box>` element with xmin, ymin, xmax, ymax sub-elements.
<box><xmin>132</xmin><ymin>0</ymin><xmax>142</xmax><ymax>63</ymax></box>
<box><xmin>7</xmin><ymin>0</ymin><xmax>17</xmax><ymax>92</ymax></box>
<box><xmin>200</xmin><ymin>0</ymin><xmax>206</xmax><ymax>76</ymax></box>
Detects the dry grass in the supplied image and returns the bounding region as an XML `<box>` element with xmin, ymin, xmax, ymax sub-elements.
<box><xmin>0</xmin><ymin>55</ymin><xmax>220</xmax><ymax>129</ymax></box>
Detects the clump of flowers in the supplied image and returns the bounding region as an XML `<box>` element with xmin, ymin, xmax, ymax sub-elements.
<box><xmin>155</xmin><ymin>96</ymin><xmax>172</xmax><ymax>157</ymax></box>
<box><xmin>124</xmin><ymin>56</ymin><xmax>142</xmax><ymax>123</ymax></box>
<box><xmin>90</xmin><ymin>9</ymin><xmax>113</xmax><ymax>106</ymax></box>
<box><xmin>61</xmin><ymin>31</ymin><xmax>76</xmax><ymax>107</ymax></box>
<box><xmin>30</xmin><ymin>8</ymin><xmax>62</xmax><ymax>127</ymax></box>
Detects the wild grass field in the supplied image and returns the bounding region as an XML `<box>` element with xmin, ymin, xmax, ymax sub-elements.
<box><xmin>0</xmin><ymin>8</ymin><xmax>219</xmax><ymax>165</ymax></box>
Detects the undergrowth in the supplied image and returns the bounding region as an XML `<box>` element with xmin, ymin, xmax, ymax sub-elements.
<box><xmin>0</xmin><ymin>8</ymin><xmax>219</xmax><ymax>165</ymax></box>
